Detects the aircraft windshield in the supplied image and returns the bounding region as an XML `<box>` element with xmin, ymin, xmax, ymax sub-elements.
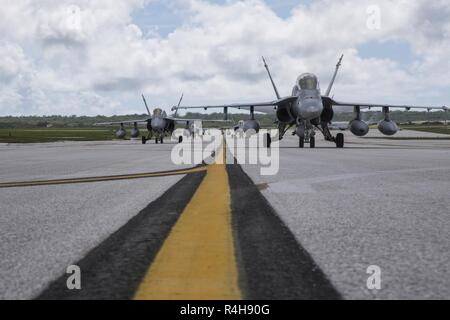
<box><xmin>153</xmin><ymin>108</ymin><xmax>163</xmax><ymax>116</ymax></box>
<box><xmin>298</xmin><ymin>74</ymin><xmax>319</xmax><ymax>90</ymax></box>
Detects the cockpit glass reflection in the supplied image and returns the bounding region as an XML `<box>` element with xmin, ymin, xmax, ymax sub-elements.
<box><xmin>298</xmin><ymin>74</ymin><xmax>319</xmax><ymax>90</ymax></box>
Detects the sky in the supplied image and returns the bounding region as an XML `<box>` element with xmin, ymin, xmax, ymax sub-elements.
<box><xmin>0</xmin><ymin>0</ymin><xmax>450</xmax><ymax>116</ymax></box>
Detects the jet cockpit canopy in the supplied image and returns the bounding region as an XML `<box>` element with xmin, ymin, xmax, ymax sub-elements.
<box><xmin>153</xmin><ymin>108</ymin><xmax>167</xmax><ymax>117</ymax></box>
<box><xmin>297</xmin><ymin>73</ymin><xmax>320</xmax><ymax>90</ymax></box>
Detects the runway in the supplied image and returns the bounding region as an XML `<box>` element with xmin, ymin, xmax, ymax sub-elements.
<box><xmin>0</xmin><ymin>140</ymin><xmax>194</xmax><ymax>299</ymax></box>
<box><xmin>0</xmin><ymin>130</ymin><xmax>449</xmax><ymax>300</ymax></box>
<box><xmin>242</xmin><ymin>130</ymin><xmax>450</xmax><ymax>299</ymax></box>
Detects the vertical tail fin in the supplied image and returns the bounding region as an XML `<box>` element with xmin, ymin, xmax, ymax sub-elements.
<box><xmin>142</xmin><ymin>94</ymin><xmax>152</xmax><ymax>116</ymax></box>
<box><xmin>262</xmin><ymin>56</ymin><xmax>281</xmax><ymax>99</ymax></box>
<box><xmin>173</xmin><ymin>93</ymin><xmax>184</xmax><ymax>117</ymax></box>
<box><xmin>325</xmin><ymin>54</ymin><xmax>344</xmax><ymax>97</ymax></box>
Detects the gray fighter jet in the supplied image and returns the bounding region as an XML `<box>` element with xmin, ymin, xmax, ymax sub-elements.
<box><xmin>174</xmin><ymin>55</ymin><xmax>448</xmax><ymax>148</ymax></box>
<box><xmin>96</xmin><ymin>94</ymin><xmax>229</xmax><ymax>144</ymax></box>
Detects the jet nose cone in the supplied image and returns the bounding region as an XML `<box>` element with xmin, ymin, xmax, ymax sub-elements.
<box><xmin>297</xmin><ymin>100</ymin><xmax>323</xmax><ymax>119</ymax></box>
<box><xmin>151</xmin><ymin>118</ymin><xmax>165</xmax><ymax>131</ymax></box>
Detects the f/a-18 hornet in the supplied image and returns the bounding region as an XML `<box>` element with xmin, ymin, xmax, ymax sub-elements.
<box><xmin>174</xmin><ymin>55</ymin><xmax>448</xmax><ymax>148</ymax></box>
<box><xmin>96</xmin><ymin>94</ymin><xmax>229</xmax><ymax>144</ymax></box>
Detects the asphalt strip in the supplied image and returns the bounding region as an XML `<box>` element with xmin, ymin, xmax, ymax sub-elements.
<box><xmin>37</xmin><ymin>163</ymin><xmax>342</xmax><ymax>300</ymax></box>
<box><xmin>227</xmin><ymin>164</ymin><xmax>342</xmax><ymax>300</ymax></box>
<box><xmin>37</xmin><ymin>171</ymin><xmax>206</xmax><ymax>300</ymax></box>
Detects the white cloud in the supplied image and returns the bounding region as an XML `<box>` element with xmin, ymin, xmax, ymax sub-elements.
<box><xmin>0</xmin><ymin>0</ymin><xmax>449</xmax><ymax>116</ymax></box>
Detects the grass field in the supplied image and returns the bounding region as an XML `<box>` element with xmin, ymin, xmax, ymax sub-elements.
<box><xmin>1</xmin><ymin>125</ymin><xmax>449</xmax><ymax>143</ymax></box>
<box><xmin>401</xmin><ymin>125</ymin><xmax>450</xmax><ymax>135</ymax></box>
<box><xmin>0</xmin><ymin>128</ymin><xmax>124</xmax><ymax>143</ymax></box>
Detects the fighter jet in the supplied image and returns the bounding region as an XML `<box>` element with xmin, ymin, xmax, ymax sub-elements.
<box><xmin>96</xmin><ymin>94</ymin><xmax>229</xmax><ymax>144</ymax></box>
<box><xmin>174</xmin><ymin>55</ymin><xmax>449</xmax><ymax>148</ymax></box>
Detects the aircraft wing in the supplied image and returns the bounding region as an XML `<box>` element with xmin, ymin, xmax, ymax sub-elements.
<box><xmin>94</xmin><ymin>119</ymin><xmax>150</xmax><ymax>126</ymax></box>
<box><xmin>173</xmin><ymin>96</ymin><xmax>297</xmax><ymax>112</ymax></box>
<box><xmin>330</xmin><ymin>99</ymin><xmax>448</xmax><ymax>112</ymax></box>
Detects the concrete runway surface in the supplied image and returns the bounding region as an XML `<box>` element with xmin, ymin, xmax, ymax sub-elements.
<box><xmin>242</xmin><ymin>130</ymin><xmax>450</xmax><ymax>299</ymax></box>
<box><xmin>0</xmin><ymin>140</ymin><xmax>191</xmax><ymax>299</ymax></box>
<box><xmin>0</xmin><ymin>130</ymin><xmax>449</xmax><ymax>299</ymax></box>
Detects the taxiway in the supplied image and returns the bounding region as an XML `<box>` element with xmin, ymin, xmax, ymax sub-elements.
<box><xmin>0</xmin><ymin>130</ymin><xmax>449</xmax><ymax>300</ymax></box>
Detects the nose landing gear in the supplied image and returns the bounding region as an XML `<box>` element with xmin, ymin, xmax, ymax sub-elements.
<box><xmin>296</xmin><ymin>120</ymin><xmax>316</xmax><ymax>148</ymax></box>
<box><xmin>298</xmin><ymin>135</ymin><xmax>316</xmax><ymax>148</ymax></box>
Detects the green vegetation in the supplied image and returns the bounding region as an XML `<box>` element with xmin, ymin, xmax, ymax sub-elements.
<box><xmin>0</xmin><ymin>128</ymin><xmax>119</xmax><ymax>143</ymax></box>
<box><xmin>0</xmin><ymin>111</ymin><xmax>448</xmax><ymax>143</ymax></box>
<box><xmin>400</xmin><ymin>125</ymin><xmax>450</xmax><ymax>135</ymax></box>
<box><xmin>0</xmin><ymin>115</ymin><xmax>150</xmax><ymax>129</ymax></box>
<box><xmin>1</xmin><ymin>111</ymin><xmax>448</xmax><ymax>129</ymax></box>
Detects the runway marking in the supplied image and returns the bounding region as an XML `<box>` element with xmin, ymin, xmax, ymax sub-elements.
<box><xmin>134</xmin><ymin>144</ymin><xmax>242</xmax><ymax>300</ymax></box>
<box><xmin>36</xmin><ymin>171</ymin><xmax>207</xmax><ymax>300</ymax></box>
<box><xmin>0</xmin><ymin>166</ymin><xmax>207</xmax><ymax>189</ymax></box>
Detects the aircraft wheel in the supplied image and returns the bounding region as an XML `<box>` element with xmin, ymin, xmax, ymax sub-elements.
<box><xmin>160</xmin><ymin>137</ymin><xmax>164</xmax><ymax>144</ymax></box>
<box><xmin>155</xmin><ymin>138</ymin><xmax>159</xmax><ymax>144</ymax></box>
<box><xmin>310</xmin><ymin>136</ymin><xmax>315</xmax><ymax>148</ymax></box>
<box><xmin>142</xmin><ymin>136</ymin><xmax>147</xmax><ymax>145</ymax></box>
<box><xmin>178</xmin><ymin>136</ymin><xmax>183</xmax><ymax>143</ymax></box>
<box><xmin>299</xmin><ymin>136</ymin><xmax>305</xmax><ymax>148</ymax></box>
<box><xmin>265</xmin><ymin>133</ymin><xmax>272</xmax><ymax>148</ymax></box>
<box><xmin>336</xmin><ymin>133</ymin><xmax>344</xmax><ymax>148</ymax></box>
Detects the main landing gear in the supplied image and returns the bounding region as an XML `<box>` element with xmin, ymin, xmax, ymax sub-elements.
<box><xmin>335</xmin><ymin>133</ymin><xmax>344</xmax><ymax>148</ymax></box>
<box><xmin>142</xmin><ymin>131</ymin><xmax>154</xmax><ymax>144</ymax></box>
<box><xmin>316</xmin><ymin>123</ymin><xmax>344</xmax><ymax>148</ymax></box>
<box><xmin>293</xmin><ymin>120</ymin><xmax>345</xmax><ymax>149</ymax></box>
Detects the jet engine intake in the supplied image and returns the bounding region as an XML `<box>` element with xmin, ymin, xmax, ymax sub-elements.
<box><xmin>320</xmin><ymin>99</ymin><xmax>334</xmax><ymax>123</ymax></box>
<box><xmin>276</xmin><ymin>106</ymin><xmax>294</xmax><ymax>123</ymax></box>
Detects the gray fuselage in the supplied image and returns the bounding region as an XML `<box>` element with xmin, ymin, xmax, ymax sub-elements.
<box><xmin>290</xmin><ymin>73</ymin><xmax>324</xmax><ymax>121</ymax></box>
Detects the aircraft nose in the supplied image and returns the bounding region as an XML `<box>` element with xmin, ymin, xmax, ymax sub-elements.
<box><xmin>151</xmin><ymin>118</ymin><xmax>165</xmax><ymax>131</ymax></box>
<box><xmin>297</xmin><ymin>100</ymin><xmax>323</xmax><ymax>119</ymax></box>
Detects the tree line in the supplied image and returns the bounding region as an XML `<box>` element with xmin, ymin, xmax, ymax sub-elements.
<box><xmin>0</xmin><ymin>111</ymin><xmax>448</xmax><ymax>129</ymax></box>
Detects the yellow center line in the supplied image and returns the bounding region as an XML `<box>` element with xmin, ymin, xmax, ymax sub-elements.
<box><xmin>134</xmin><ymin>143</ymin><xmax>242</xmax><ymax>300</ymax></box>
